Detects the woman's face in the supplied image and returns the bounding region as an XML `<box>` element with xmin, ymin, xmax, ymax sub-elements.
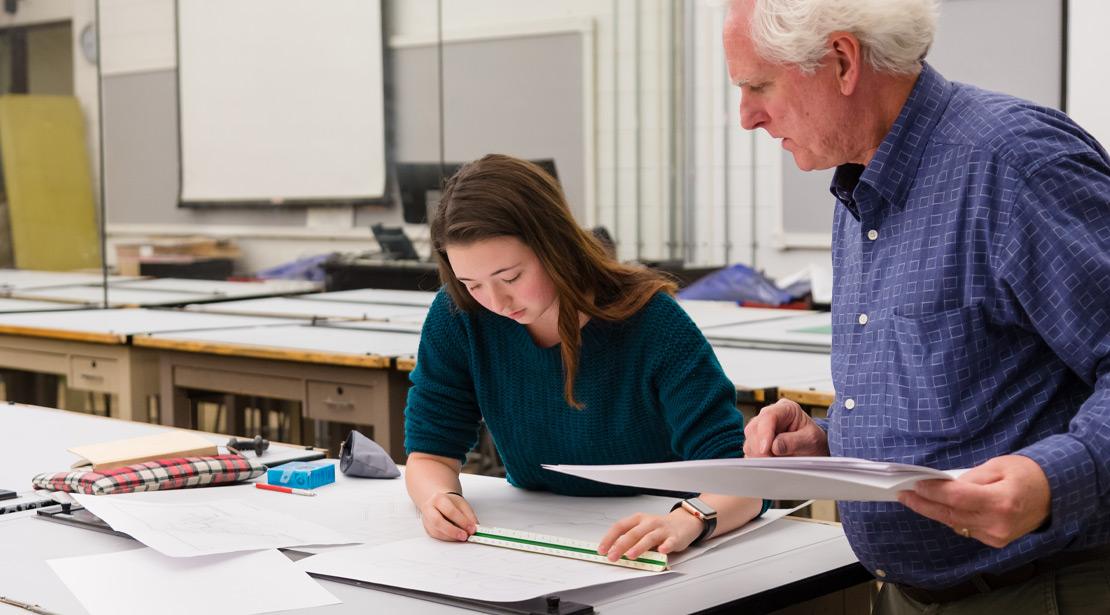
<box><xmin>447</xmin><ymin>236</ymin><xmax>559</xmax><ymax>327</ymax></box>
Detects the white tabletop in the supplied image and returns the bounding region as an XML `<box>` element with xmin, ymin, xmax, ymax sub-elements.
<box><xmin>0</xmin><ymin>308</ymin><xmax>295</xmax><ymax>339</ymax></box>
<box><xmin>0</xmin><ymin>269</ymin><xmax>141</xmax><ymax>293</ymax></box>
<box><xmin>112</xmin><ymin>277</ymin><xmax>320</xmax><ymax>297</ymax></box>
<box><xmin>678</xmin><ymin>300</ymin><xmax>814</xmax><ymax>330</ymax></box>
<box><xmin>705</xmin><ymin>312</ymin><xmax>832</xmax><ymax>352</ymax></box>
<box><xmin>301</xmin><ymin>288</ymin><xmax>438</xmax><ymax>307</ymax></box>
<box><xmin>9</xmin><ymin>284</ymin><xmax>215</xmax><ymax>307</ymax></box>
<box><xmin>143</xmin><ymin>323</ymin><xmax>422</xmax><ymax>359</ymax></box>
<box><xmin>713</xmin><ymin>345</ymin><xmax>832</xmax><ymax>392</ymax></box>
<box><xmin>0</xmin><ymin>404</ymin><xmax>860</xmax><ymax>615</ymax></box>
<box><xmin>185</xmin><ymin>297</ymin><xmax>429</xmax><ymax>323</ymax></box>
<box><xmin>0</xmin><ymin>298</ymin><xmax>83</xmax><ymax>313</ymax></box>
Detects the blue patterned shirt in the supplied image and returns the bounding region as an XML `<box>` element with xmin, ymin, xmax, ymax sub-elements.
<box><xmin>826</xmin><ymin>63</ymin><xmax>1110</xmax><ymax>589</ymax></box>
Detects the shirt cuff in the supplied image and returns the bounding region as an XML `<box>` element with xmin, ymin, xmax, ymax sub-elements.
<box><xmin>1016</xmin><ymin>434</ymin><xmax>1100</xmax><ymax>540</ymax></box>
<box><xmin>813</xmin><ymin>417</ymin><xmax>830</xmax><ymax>433</ymax></box>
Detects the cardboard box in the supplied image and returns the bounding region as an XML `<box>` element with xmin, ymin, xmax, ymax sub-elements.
<box><xmin>115</xmin><ymin>236</ymin><xmax>240</xmax><ymax>276</ymax></box>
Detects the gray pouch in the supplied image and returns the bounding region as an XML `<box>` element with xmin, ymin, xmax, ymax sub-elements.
<box><xmin>339</xmin><ymin>430</ymin><xmax>400</xmax><ymax>478</ymax></box>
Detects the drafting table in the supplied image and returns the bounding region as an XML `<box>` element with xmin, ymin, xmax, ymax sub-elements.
<box><xmin>0</xmin><ymin>309</ymin><xmax>293</xmax><ymax>422</ymax></box>
<box><xmin>301</xmin><ymin>288</ymin><xmax>438</xmax><ymax>306</ymax></box>
<box><xmin>0</xmin><ymin>269</ymin><xmax>141</xmax><ymax>295</ymax></box>
<box><xmin>678</xmin><ymin>299</ymin><xmax>815</xmax><ymax>330</ymax></box>
<box><xmin>184</xmin><ymin>296</ymin><xmax>429</xmax><ymax>323</ymax></box>
<box><xmin>0</xmin><ymin>403</ymin><xmax>869</xmax><ymax>615</ymax></box>
<box><xmin>8</xmin><ymin>284</ymin><xmax>216</xmax><ymax>307</ymax></box>
<box><xmin>0</xmin><ymin>298</ymin><xmax>82</xmax><ymax>313</ymax></box>
<box><xmin>111</xmin><ymin>277</ymin><xmax>320</xmax><ymax>299</ymax></box>
<box><xmin>704</xmin><ymin>312</ymin><xmax>833</xmax><ymax>353</ymax></box>
<box><xmin>712</xmin><ymin>345</ymin><xmax>833</xmax><ymax>406</ymax></box>
<box><xmin>134</xmin><ymin>324</ymin><xmax>421</xmax><ymax>459</ymax></box>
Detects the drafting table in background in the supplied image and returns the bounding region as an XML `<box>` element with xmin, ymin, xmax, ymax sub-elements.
<box><xmin>0</xmin><ymin>403</ymin><xmax>868</xmax><ymax>614</ymax></box>
<box><xmin>712</xmin><ymin>345</ymin><xmax>833</xmax><ymax>406</ymax></box>
<box><xmin>0</xmin><ymin>298</ymin><xmax>83</xmax><ymax>314</ymax></box>
<box><xmin>677</xmin><ymin>299</ymin><xmax>814</xmax><ymax>330</ymax></box>
<box><xmin>0</xmin><ymin>269</ymin><xmax>142</xmax><ymax>296</ymax></box>
<box><xmin>8</xmin><ymin>284</ymin><xmax>217</xmax><ymax>307</ymax></box>
<box><xmin>0</xmin><ymin>309</ymin><xmax>293</xmax><ymax>421</ymax></box>
<box><xmin>184</xmin><ymin>296</ymin><xmax>429</xmax><ymax>324</ymax></box>
<box><xmin>134</xmin><ymin>323</ymin><xmax>421</xmax><ymax>459</ymax></box>
<box><xmin>704</xmin><ymin>312</ymin><xmax>832</xmax><ymax>353</ymax></box>
<box><xmin>111</xmin><ymin>277</ymin><xmax>319</xmax><ymax>299</ymax></box>
<box><xmin>300</xmin><ymin>288</ymin><xmax>437</xmax><ymax>306</ymax></box>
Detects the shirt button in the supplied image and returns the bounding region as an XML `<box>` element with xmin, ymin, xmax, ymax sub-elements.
<box><xmin>844</xmin><ymin>398</ymin><xmax>856</xmax><ymax>410</ymax></box>
<box><xmin>867</xmin><ymin>229</ymin><xmax>879</xmax><ymax>241</ymax></box>
<box><xmin>858</xmin><ymin>313</ymin><xmax>869</xmax><ymax>325</ymax></box>
<box><xmin>875</xmin><ymin>569</ymin><xmax>886</xmax><ymax>578</ymax></box>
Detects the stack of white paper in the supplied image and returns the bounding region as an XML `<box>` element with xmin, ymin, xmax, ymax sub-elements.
<box><xmin>544</xmin><ymin>456</ymin><xmax>966</xmax><ymax>501</ymax></box>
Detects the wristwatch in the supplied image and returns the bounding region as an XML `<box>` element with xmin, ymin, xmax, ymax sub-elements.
<box><xmin>671</xmin><ymin>497</ymin><xmax>718</xmax><ymax>545</ymax></box>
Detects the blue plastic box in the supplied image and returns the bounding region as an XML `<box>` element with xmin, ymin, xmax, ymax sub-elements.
<box><xmin>267</xmin><ymin>461</ymin><xmax>335</xmax><ymax>490</ymax></box>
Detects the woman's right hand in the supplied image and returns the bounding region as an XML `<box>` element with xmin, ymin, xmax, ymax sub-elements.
<box><xmin>419</xmin><ymin>491</ymin><xmax>479</xmax><ymax>542</ymax></box>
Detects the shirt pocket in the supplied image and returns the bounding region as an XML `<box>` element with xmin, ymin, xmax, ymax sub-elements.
<box><xmin>883</xmin><ymin>303</ymin><xmax>995</xmax><ymax>437</ymax></box>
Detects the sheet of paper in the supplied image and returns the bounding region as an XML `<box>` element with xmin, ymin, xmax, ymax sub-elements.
<box><xmin>48</xmin><ymin>548</ymin><xmax>339</xmax><ymax>615</ymax></box>
<box><xmin>72</xmin><ymin>494</ymin><xmax>356</xmax><ymax>557</ymax></box>
<box><xmin>299</xmin><ymin>535</ymin><xmax>674</xmax><ymax>603</ymax></box>
<box><xmin>543</xmin><ymin>457</ymin><xmax>965</xmax><ymax>501</ymax></box>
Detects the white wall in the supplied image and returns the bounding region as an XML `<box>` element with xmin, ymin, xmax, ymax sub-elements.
<box><xmin>1069</xmin><ymin>0</ymin><xmax>1110</xmax><ymax>150</ymax></box>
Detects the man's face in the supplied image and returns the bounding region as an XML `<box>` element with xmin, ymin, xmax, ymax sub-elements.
<box><xmin>723</xmin><ymin>3</ymin><xmax>855</xmax><ymax>171</ymax></box>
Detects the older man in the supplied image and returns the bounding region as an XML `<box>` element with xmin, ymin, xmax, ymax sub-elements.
<box><xmin>726</xmin><ymin>0</ymin><xmax>1110</xmax><ymax>612</ymax></box>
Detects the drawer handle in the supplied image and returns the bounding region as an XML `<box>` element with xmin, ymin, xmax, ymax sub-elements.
<box><xmin>80</xmin><ymin>374</ymin><xmax>104</xmax><ymax>382</ymax></box>
<box><xmin>324</xmin><ymin>399</ymin><xmax>355</xmax><ymax>411</ymax></box>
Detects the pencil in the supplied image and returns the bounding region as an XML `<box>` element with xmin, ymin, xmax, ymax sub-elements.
<box><xmin>254</xmin><ymin>483</ymin><xmax>316</xmax><ymax>497</ymax></box>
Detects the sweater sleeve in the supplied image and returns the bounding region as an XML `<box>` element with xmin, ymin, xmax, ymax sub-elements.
<box><xmin>648</xmin><ymin>296</ymin><xmax>746</xmax><ymax>461</ymax></box>
<box><xmin>403</xmin><ymin>291</ymin><xmax>483</xmax><ymax>463</ymax></box>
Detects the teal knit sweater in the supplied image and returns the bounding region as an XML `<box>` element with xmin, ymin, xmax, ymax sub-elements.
<box><xmin>404</xmin><ymin>289</ymin><xmax>746</xmax><ymax>496</ymax></box>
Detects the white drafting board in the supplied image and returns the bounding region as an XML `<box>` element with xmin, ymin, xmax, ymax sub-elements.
<box><xmin>712</xmin><ymin>346</ymin><xmax>831</xmax><ymax>393</ymax></box>
<box><xmin>705</xmin><ymin>312</ymin><xmax>832</xmax><ymax>352</ymax></box>
<box><xmin>177</xmin><ymin>0</ymin><xmax>385</xmax><ymax>203</ymax></box>
<box><xmin>678</xmin><ymin>300</ymin><xmax>814</xmax><ymax>330</ymax></box>
<box><xmin>301</xmin><ymin>288</ymin><xmax>438</xmax><ymax>307</ymax></box>
<box><xmin>1068</xmin><ymin>0</ymin><xmax>1110</xmax><ymax>149</ymax></box>
<box><xmin>0</xmin><ymin>269</ymin><xmax>141</xmax><ymax>293</ymax></box>
<box><xmin>10</xmin><ymin>285</ymin><xmax>213</xmax><ymax>307</ymax></box>
<box><xmin>321</xmin><ymin>320</ymin><xmax>425</xmax><ymax>335</ymax></box>
<box><xmin>0</xmin><ymin>298</ymin><xmax>83</xmax><ymax>313</ymax></box>
<box><xmin>144</xmin><ymin>324</ymin><xmax>422</xmax><ymax>358</ymax></box>
<box><xmin>0</xmin><ymin>308</ymin><xmax>294</xmax><ymax>338</ymax></box>
<box><xmin>111</xmin><ymin>278</ymin><xmax>319</xmax><ymax>298</ymax></box>
<box><xmin>0</xmin><ymin>404</ymin><xmax>318</xmax><ymax>492</ymax></box>
<box><xmin>184</xmin><ymin>297</ymin><xmax>428</xmax><ymax>323</ymax></box>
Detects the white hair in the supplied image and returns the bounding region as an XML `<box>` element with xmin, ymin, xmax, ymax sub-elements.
<box><xmin>747</xmin><ymin>0</ymin><xmax>940</xmax><ymax>75</ymax></box>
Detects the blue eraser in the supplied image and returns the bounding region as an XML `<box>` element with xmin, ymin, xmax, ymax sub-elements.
<box><xmin>267</xmin><ymin>461</ymin><xmax>335</xmax><ymax>490</ymax></box>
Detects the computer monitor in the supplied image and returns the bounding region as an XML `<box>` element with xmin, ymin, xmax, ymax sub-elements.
<box><xmin>370</xmin><ymin>223</ymin><xmax>420</xmax><ymax>260</ymax></box>
<box><xmin>396</xmin><ymin>159</ymin><xmax>559</xmax><ymax>224</ymax></box>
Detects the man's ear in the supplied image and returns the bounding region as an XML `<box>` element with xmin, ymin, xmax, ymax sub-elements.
<box><xmin>828</xmin><ymin>32</ymin><xmax>862</xmax><ymax>96</ymax></box>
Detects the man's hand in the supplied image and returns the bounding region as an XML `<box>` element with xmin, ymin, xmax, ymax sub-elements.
<box><xmin>743</xmin><ymin>398</ymin><xmax>830</xmax><ymax>458</ymax></box>
<box><xmin>418</xmin><ymin>491</ymin><xmax>479</xmax><ymax>542</ymax></box>
<box><xmin>596</xmin><ymin>510</ymin><xmax>705</xmax><ymax>562</ymax></box>
<box><xmin>897</xmin><ymin>455</ymin><xmax>1051</xmax><ymax>548</ymax></box>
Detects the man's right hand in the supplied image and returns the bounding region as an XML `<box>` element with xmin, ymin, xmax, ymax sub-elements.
<box><xmin>743</xmin><ymin>398</ymin><xmax>830</xmax><ymax>457</ymax></box>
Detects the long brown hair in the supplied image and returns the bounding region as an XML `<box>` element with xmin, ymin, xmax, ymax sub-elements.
<box><xmin>431</xmin><ymin>154</ymin><xmax>676</xmax><ymax>408</ymax></box>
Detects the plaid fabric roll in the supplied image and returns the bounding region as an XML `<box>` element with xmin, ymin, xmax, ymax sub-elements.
<box><xmin>31</xmin><ymin>455</ymin><xmax>266</xmax><ymax>496</ymax></box>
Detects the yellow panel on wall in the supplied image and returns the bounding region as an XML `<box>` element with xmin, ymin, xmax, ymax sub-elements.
<box><xmin>0</xmin><ymin>95</ymin><xmax>99</xmax><ymax>270</ymax></box>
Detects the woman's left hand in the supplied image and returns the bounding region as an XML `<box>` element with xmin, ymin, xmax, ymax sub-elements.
<box><xmin>597</xmin><ymin>511</ymin><xmax>705</xmax><ymax>562</ymax></box>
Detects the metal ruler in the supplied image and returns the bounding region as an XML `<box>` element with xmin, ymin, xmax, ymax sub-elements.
<box><xmin>468</xmin><ymin>525</ymin><xmax>668</xmax><ymax>572</ymax></box>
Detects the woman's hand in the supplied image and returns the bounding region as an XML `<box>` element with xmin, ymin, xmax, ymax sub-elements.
<box><xmin>596</xmin><ymin>510</ymin><xmax>705</xmax><ymax>562</ymax></box>
<box><xmin>418</xmin><ymin>491</ymin><xmax>479</xmax><ymax>542</ymax></box>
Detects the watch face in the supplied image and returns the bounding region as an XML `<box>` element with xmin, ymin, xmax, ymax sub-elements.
<box><xmin>685</xmin><ymin>498</ymin><xmax>717</xmax><ymax>518</ymax></box>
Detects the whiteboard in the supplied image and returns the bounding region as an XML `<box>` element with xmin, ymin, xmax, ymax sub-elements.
<box><xmin>1068</xmin><ymin>0</ymin><xmax>1110</xmax><ymax>149</ymax></box>
<box><xmin>176</xmin><ymin>0</ymin><xmax>386</xmax><ymax>204</ymax></box>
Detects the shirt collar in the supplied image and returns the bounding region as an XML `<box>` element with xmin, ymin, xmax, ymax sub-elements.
<box><xmin>831</xmin><ymin>63</ymin><xmax>954</xmax><ymax>216</ymax></box>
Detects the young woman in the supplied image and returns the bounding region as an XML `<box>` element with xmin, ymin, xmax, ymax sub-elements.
<box><xmin>404</xmin><ymin>154</ymin><xmax>767</xmax><ymax>562</ymax></box>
